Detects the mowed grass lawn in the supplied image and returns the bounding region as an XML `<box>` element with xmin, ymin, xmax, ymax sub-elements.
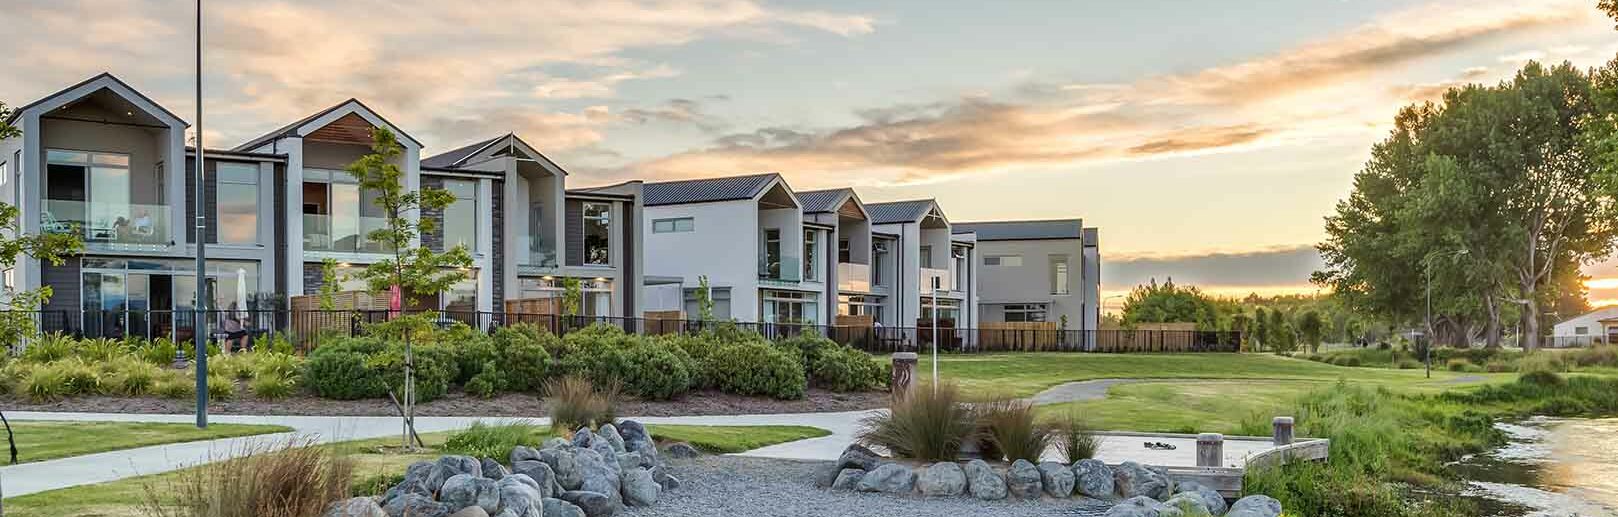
<box><xmin>1037</xmin><ymin>380</ymin><xmax>1325</xmax><ymax>434</ymax></box>
<box><xmin>5</xmin><ymin>421</ymin><xmax>292</xmax><ymax>464</ymax></box>
<box><xmin>918</xmin><ymin>352</ymin><xmax>1514</xmax><ymax>399</ymax></box>
<box><xmin>5</xmin><ymin>424</ymin><xmax>828</xmax><ymax>517</ymax></box>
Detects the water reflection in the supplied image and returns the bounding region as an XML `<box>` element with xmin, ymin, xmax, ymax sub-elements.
<box><xmin>1453</xmin><ymin>418</ymin><xmax>1618</xmax><ymax>517</ymax></box>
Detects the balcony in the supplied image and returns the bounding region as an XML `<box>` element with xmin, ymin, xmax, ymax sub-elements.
<box><xmin>838</xmin><ymin>262</ymin><xmax>871</xmax><ymax>292</ymax></box>
<box><xmin>303</xmin><ymin>214</ymin><xmax>392</xmax><ymax>254</ymax></box>
<box><xmin>44</xmin><ymin>200</ymin><xmax>170</xmax><ymax>250</ymax></box>
<box><xmin>920</xmin><ymin>267</ymin><xmax>955</xmax><ymax>294</ymax></box>
<box><xmin>759</xmin><ymin>255</ymin><xmax>802</xmax><ymax>285</ymax></box>
<box><xmin>516</xmin><ymin>235</ymin><xmax>559</xmax><ymax>274</ymax></box>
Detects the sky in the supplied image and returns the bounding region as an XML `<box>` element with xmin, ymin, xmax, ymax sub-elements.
<box><xmin>4</xmin><ymin>0</ymin><xmax>1618</xmax><ymax>312</ymax></box>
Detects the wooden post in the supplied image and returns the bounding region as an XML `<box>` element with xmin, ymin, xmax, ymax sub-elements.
<box><xmin>1273</xmin><ymin>416</ymin><xmax>1295</xmax><ymax>446</ymax></box>
<box><xmin>891</xmin><ymin>352</ymin><xmax>918</xmax><ymax>398</ymax></box>
<box><xmin>1196</xmin><ymin>433</ymin><xmax>1224</xmax><ymax>467</ymax></box>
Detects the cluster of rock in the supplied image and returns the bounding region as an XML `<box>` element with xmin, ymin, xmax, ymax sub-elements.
<box><xmin>324</xmin><ymin>420</ymin><xmax>685</xmax><ymax>517</ymax></box>
<box><xmin>821</xmin><ymin>445</ymin><xmax>1282</xmax><ymax>517</ymax></box>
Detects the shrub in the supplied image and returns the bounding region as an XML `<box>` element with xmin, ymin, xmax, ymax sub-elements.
<box><xmin>857</xmin><ymin>383</ymin><xmax>976</xmax><ymax>461</ymax></box>
<box><xmin>79</xmin><ymin>337</ymin><xmax>128</xmax><ymax>362</ymax></box>
<box><xmin>57</xmin><ymin>358</ymin><xmax>103</xmax><ymax>396</ymax></box>
<box><xmin>1340</xmin><ymin>356</ymin><xmax>1362</xmax><ymax>367</ymax></box>
<box><xmin>1518</xmin><ymin>352</ymin><xmax>1567</xmax><ymax>375</ymax></box>
<box><xmin>1052</xmin><ymin>410</ymin><xmax>1101</xmax><ymax>462</ymax></box>
<box><xmin>137</xmin><ymin>338</ymin><xmax>180</xmax><ymax>366</ymax></box>
<box><xmin>443</xmin><ymin>421</ymin><xmax>544</xmax><ymax>458</ymax></box>
<box><xmin>1518</xmin><ymin>370</ymin><xmax>1565</xmax><ymax>387</ymax></box>
<box><xmin>108</xmin><ymin>362</ymin><xmax>163</xmax><ymax>396</ymax></box>
<box><xmin>620</xmin><ymin>344</ymin><xmax>691</xmax><ymax>400</ymax></box>
<box><xmin>207</xmin><ymin>373</ymin><xmax>237</xmax><ymax>401</ymax></box>
<box><xmin>1396</xmin><ymin>359</ymin><xmax>1423</xmax><ymax>370</ymax></box>
<box><xmin>22</xmin><ymin>332</ymin><xmax>76</xmax><ymax>363</ymax></box>
<box><xmin>258</xmin><ymin>332</ymin><xmax>297</xmax><ymax>356</ymax></box>
<box><xmin>22</xmin><ymin>365</ymin><xmax>69</xmax><ymax>402</ymax></box>
<box><xmin>1483</xmin><ymin>359</ymin><xmax>1514</xmax><ymax>372</ymax></box>
<box><xmin>251</xmin><ymin>372</ymin><xmax>298</xmax><ymax>399</ymax></box>
<box><xmin>304</xmin><ymin>349</ymin><xmax>382</xmax><ymax>400</ymax></box>
<box><xmin>140</xmin><ymin>438</ymin><xmax>354</xmax><ymax>517</ymax></box>
<box><xmin>1567</xmin><ymin>346</ymin><xmax>1618</xmax><ymax>368</ymax></box>
<box><xmin>453</xmin><ymin>334</ymin><xmax>499</xmax><ymax>384</ymax></box>
<box><xmin>154</xmin><ymin>374</ymin><xmax>196</xmax><ymax>399</ymax></box>
<box><xmin>809</xmin><ymin>345</ymin><xmax>885</xmax><ymax>392</ymax></box>
<box><xmin>253</xmin><ymin>352</ymin><xmax>304</xmax><ymax>380</ymax></box>
<box><xmin>650</xmin><ymin>333</ymin><xmax>712</xmax><ymax>389</ymax></box>
<box><xmin>364</xmin><ymin>344</ymin><xmax>457</xmax><ymax>403</ymax></box>
<box><xmin>214</xmin><ymin>354</ymin><xmax>259</xmax><ymax>381</ymax></box>
<box><xmin>544</xmin><ymin>375</ymin><xmax>618</xmax><ymax>433</ymax></box>
<box><xmin>465</xmin><ymin>360</ymin><xmax>505</xmax><ymax>398</ymax></box>
<box><xmin>977</xmin><ymin>398</ymin><xmax>1051</xmax><ymax>463</ymax></box>
<box><xmin>493</xmin><ymin>324</ymin><xmax>554</xmax><ymax>392</ymax></box>
<box><xmin>0</xmin><ymin>362</ymin><xmax>32</xmax><ymax>396</ymax></box>
<box><xmin>1446</xmin><ymin>358</ymin><xmax>1473</xmax><ymax>372</ymax></box>
<box><xmin>706</xmin><ymin>341</ymin><xmax>805</xmax><ymax>400</ymax></box>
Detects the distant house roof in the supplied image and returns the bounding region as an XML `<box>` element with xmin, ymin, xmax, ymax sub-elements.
<box><xmin>952</xmin><ymin>219</ymin><xmax>1084</xmax><ymax>241</ymax></box>
<box><xmin>866</xmin><ymin>199</ymin><xmax>939</xmax><ymax>225</ymax></box>
<box><xmin>231</xmin><ymin>98</ymin><xmax>423</xmax><ymax>152</ymax></box>
<box><xmin>796</xmin><ymin>188</ymin><xmax>851</xmax><ymax>214</ymax></box>
<box><xmin>421</xmin><ymin>135</ymin><xmax>502</xmax><ymax>170</ymax></box>
<box><xmin>642</xmin><ymin>173</ymin><xmax>781</xmax><ymax>206</ymax></box>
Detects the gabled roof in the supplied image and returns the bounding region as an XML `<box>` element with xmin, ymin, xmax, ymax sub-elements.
<box><xmin>6</xmin><ymin>72</ymin><xmax>187</xmax><ymax>127</ymax></box>
<box><xmin>642</xmin><ymin>173</ymin><xmax>783</xmax><ymax>207</ymax></box>
<box><xmin>797</xmin><ymin>188</ymin><xmax>852</xmax><ymax>214</ymax></box>
<box><xmin>866</xmin><ymin>199</ymin><xmax>940</xmax><ymax>225</ymax></box>
<box><xmin>231</xmin><ymin>98</ymin><xmax>422</xmax><ymax>152</ymax></box>
<box><xmin>952</xmin><ymin>219</ymin><xmax>1084</xmax><ymax>241</ymax></box>
<box><xmin>421</xmin><ymin>133</ymin><xmax>571</xmax><ymax>177</ymax></box>
<box><xmin>421</xmin><ymin>135</ymin><xmax>502</xmax><ymax>170</ymax></box>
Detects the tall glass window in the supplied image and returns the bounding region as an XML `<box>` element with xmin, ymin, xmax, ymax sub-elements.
<box><xmin>761</xmin><ymin>228</ymin><xmax>782</xmax><ymax>278</ymax></box>
<box><xmin>583</xmin><ymin>202</ymin><xmax>611</xmax><ymax>265</ymax></box>
<box><xmin>1049</xmin><ymin>255</ymin><xmax>1070</xmax><ymax>295</ymax></box>
<box><xmin>919</xmin><ymin>245</ymin><xmax>933</xmax><ymax>268</ymax></box>
<box><xmin>872</xmin><ymin>240</ymin><xmax>889</xmax><ymax>286</ymax></box>
<box><xmin>803</xmin><ymin>229</ymin><xmax>818</xmax><ymax>281</ymax></box>
<box><xmin>215</xmin><ymin>162</ymin><xmax>259</xmax><ymax>244</ymax></box>
<box><xmin>303</xmin><ymin>169</ymin><xmax>389</xmax><ymax>253</ymax></box>
<box><xmin>442</xmin><ymin>179</ymin><xmax>478</xmax><ymax>251</ymax></box>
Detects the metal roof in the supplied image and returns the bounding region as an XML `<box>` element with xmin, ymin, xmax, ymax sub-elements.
<box><xmin>421</xmin><ymin>135</ymin><xmax>502</xmax><ymax>169</ymax></box>
<box><xmin>796</xmin><ymin>188</ymin><xmax>852</xmax><ymax>213</ymax></box>
<box><xmin>642</xmin><ymin>173</ymin><xmax>781</xmax><ymax>206</ymax></box>
<box><xmin>952</xmin><ymin>219</ymin><xmax>1084</xmax><ymax>241</ymax></box>
<box><xmin>231</xmin><ymin>98</ymin><xmax>423</xmax><ymax>152</ymax></box>
<box><xmin>866</xmin><ymin>199</ymin><xmax>937</xmax><ymax>224</ymax></box>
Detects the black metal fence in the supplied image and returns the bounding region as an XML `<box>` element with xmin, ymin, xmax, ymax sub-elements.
<box><xmin>6</xmin><ymin>309</ymin><xmax>1242</xmax><ymax>354</ymax></box>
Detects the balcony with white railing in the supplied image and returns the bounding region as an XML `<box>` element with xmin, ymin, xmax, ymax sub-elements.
<box><xmin>44</xmin><ymin>200</ymin><xmax>171</xmax><ymax>251</ymax></box>
<box><xmin>920</xmin><ymin>267</ymin><xmax>955</xmax><ymax>295</ymax></box>
<box><xmin>759</xmin><ymin>255</ymin><xmax>802</xmax><ymax>286</ymax></box>
<box><xmin>303</xmin><ymin>214</ymin><xmax>393</xmax><ymax>254</ymax></box>
<box><xmin>838</xmin><ymin>262</ymin><xmax>871</xmax><ymax>292</ymax></box>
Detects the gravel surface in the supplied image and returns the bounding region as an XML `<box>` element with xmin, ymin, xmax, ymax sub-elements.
<box><xmin>0</xmin><ymin>387</ymin><xmax>887</xmax><ymax>417</ymax></box>
<box><xmin>627</xmin><ymin>455</ymin><xmax>1114</xmax><ymax>517</ymax></box>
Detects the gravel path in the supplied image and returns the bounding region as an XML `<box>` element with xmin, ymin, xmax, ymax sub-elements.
<box><xmin>1028</xmin><ymin>378</ymin><xmax>1142</xmax><ymax>406</ymax></box>
<box><xmin>627</xmin><ymin>455</ymin><xmax>1114</xmax><ymax>517</ymax></box>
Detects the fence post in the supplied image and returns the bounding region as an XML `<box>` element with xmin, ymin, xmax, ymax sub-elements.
<box><xmin>1197</xmin><ymin>433</ymin><xmax>1224</xmax><ymax>467</ymax></box>
<box><xmin>891</xmin><ymin>352</ymin><xmax>918</xmax><ymax>399</ymax></box>
<box><xmin>1273</xmin><ymin>416</ymin><xmax>1295</xmax><ymax>446</ymax></box>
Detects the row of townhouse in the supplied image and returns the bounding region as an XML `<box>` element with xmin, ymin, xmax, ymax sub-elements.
<box><xmin>0</xmin><ymin>73</ymin><xmax>1098</xmax><ymax>343</ymax></box>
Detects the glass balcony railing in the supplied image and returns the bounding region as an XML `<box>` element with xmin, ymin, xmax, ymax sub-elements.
<box><xmin>44</xmin><ymin>200</ymin><xmax>170</xmax><ymax>247</ymax></box>
<box><xmin>759</xmin><ymin>255</ymin><xmax>802</xmax><ymax>283</ymax></box>
<box><xmin>838</xmin><ymin>262</ymin><xmax>871</xmax><ymax>292</ymax></box>
<box><xmin>303</xmin><ymin>214</ymin><xmax>393</xmax><ymax>253</ymax></box>
<box><xmin>921</xmin><ymin>267</ymin><xmax>954</xmax><ymax>294</ymax></box>
<box><xmin>517</xmin><ymin>235</ymin><xmax>559</xmax><ymax>268</ymax></box>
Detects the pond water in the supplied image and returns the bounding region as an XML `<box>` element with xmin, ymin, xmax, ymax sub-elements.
<box><xmin>1451</xmin><ymin>417</ymin><xmax>1618</xmax><ymax>516</ymax></box>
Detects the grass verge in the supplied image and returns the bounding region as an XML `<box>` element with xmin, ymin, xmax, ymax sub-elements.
<box><xmin>2</xmin><ymin>421</ymin><xmax>292</xmax><ymax>464</ymax></box>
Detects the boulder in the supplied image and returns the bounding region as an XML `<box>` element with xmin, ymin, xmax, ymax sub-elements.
<box><xmin>572</xmin><ymin>428</ymin><xmax>596</xmax><ymax>449</ymax></box>
<box><xmin>543</xmin><ymin>497</ymin><xmax>588</xmax><ymax>517</ymax></box>
<box><xmin>428</xmin><ymin>456</ymin><xmax>484</xmax><ymax>493</ymax></box>
<box><xmin>917</xmin><ymin>462</ymin><xmax>967</xmax><ymax>497</ymax></box>
<box><xmin>621</xmin><ymin>468</ymin><xmax>661</xmax><ymax>507</ymax></box>
<box><xmin>831</xmin><ymin>468</ymin><xmax>865</xmax><ymax>490</ymax></box>
<box><xmin>1006</xmin><ymin>459</ymin><xmax>1043</xmax><ymax>499</ymax></box>
<box><xmin>1103</xmin><ymin>495</ymin><xmax>1173</xmax><ymax>517</ymax></box>
<box><xmin>1113</xmin><ymin>461</ymin><xmax>1172</xmax><ymax>500</ymax></box>
<box><xmin>617</xmin><ymin>421</ymin><xmax>656</xmax><ymax>456</ymax></box>
<box><xmin>480</xmin><ymin>457</ymin><xmax>508</xmax><ymax>480</ymax></box>
<box><xmin>589</xmin><ymin>439</ymin><xmax>621</xmax><ymax>474</ymax></box>
<box><xmin>1039</xmin><ymin>461</ymin><xmax>1076</xmax><ymax>497</ymax></box>
<box><xmin>323</xmin><ymin>497</ymin><xmax>386</xmax><ymax>517</ymax></box>
<box><xmin>395</xmin><ymin>461</ymin><xmax>436</xmax><ymax>497</ymax></box>
<box><xmin>598</xmin><ymin>423</ymin><xmax>627</xmax><ymax>453</ymax></box>
<box><xmin>384</xmin><ymin>493</ymin><xmax>450</xmax><ymax>517</ymax></box>
<box><xmin>854</xmin><ymin>463</ymin><xmax>916</xmax><ymax>494</ymax></box>
<box><xmin>1163</xmin><ymin>493</ymin><xmax>1211</xmax><ymax>516</ymax></box>
<box><xmin>512</xmin><ymin>460</ymin><xmax>560</xmax><ymax>498</ymax></box>
<box><xmin>836</xmin><ymin>444</ymin><xmax>881</xmax><ymax>471</ymax></box>
<box><xmin>509</xmin><ymin>446</ymin><xmax>541</xmax><ymax>465</ymax></box>
<box><xmin>963</xmin><ymin>459</ymin><xmax>1007</xmax><ymax>500</ymax></box>
<box><xmin>1072</xmin><ymin>459</ymin><xmax>1115</xmax><ymax>499</ymax></box>
<box><xmin>539</xmin><ymin>448</ymin><xmax>584</xmax><ymax>490</ymax></box>
<box><xmin>576</xmin><ymin>448</ymin><xmax>623</xmax><ymax>505</ymax></box>
<box><xmin>616</xmin><ymin>452</ymin><xmax>644</xmax><ymax>472</ymax></box>
<box><xmin>664</xmin><ymin>442</ymin><xmax>700</xmax><ymax>459</ymax></box>
<box><xmin>560</xmin><ymin>490</ymin><xmax>622</xmax><ymax>517</ymax></box>
<box><xmin>494</xmin><ymin>475</ymin><xmax>542</xmax><ymax>517</ymax></box>
<box><xmin>448</xmin><ymin>508</ymin><xmax>490</xmax><ymax>517</ymax></box>
<box><xmin>492</xmin><ymin>510</ymin><xmax>518</xmax><ymax>517</ymax></box>
<box><xmin>439</xmin><ymin>474</ymin><xmax>500</xmax><ymax>514</ymax></box>
<box><xmin>649</xmin><ymin>466</ymin><xmax>682</xmax><ymax>491</ymax></box>
<box><xmin>1226</xmin><ymin>495</ymin><xmax>1283</xmax><ymax>517</ymax></box>
<box><xmin>544</xmin><ymin>437</ymin><xmax>573</xmax><ymax>450</ymax></box>
<box><xmin>1173</xmin><ymin>481</ymin><xmax>1227</xmax><ymax>515</ymax></box>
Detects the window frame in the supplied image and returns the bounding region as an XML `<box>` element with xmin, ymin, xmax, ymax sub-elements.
<box><xmin>652</xmin><ymin>217</ymin><xmax>694</xmax><ymax>233</ymax></box>
<box><xmin>214</xmin><ymin>161</ymin><xmax>261</xmax><ymax>245</ymax></box>
<box><xmin>582</xmin><ymin>201</ymin><xmax>612</xmax><ymax>266</ymax></box>
<box><xmin>1049</xmin><ymin>254</ymin><xmax>1071</xmax><ymax>295</ymax></box>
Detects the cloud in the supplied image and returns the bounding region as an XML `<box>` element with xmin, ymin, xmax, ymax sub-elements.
<box><xmin>620</xmin><ymin>97</ymin><xmax>730</xmax><ymax>132</ymax></box>
<box><xmin>606</xmin><ymin>0</ymin><xmax>1593</xmax><ymax>186</ymax></box>
<box><xmin>0</xmin><ymin>0</ymin><xmax>874</xmax><ymax>151</ymax></box>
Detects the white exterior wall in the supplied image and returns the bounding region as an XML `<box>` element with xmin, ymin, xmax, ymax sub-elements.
<box><xmin>875</xmin><ymin>221</ymin><xmax>921</xmax><ymax>326</ymax></box>
<box><xmin>1553</xmin><ymin>307</ymin><xmax>1618</xmax><ymax>338</ymax></box>
<box><xmin>643</xmin><ymin>200</ymin><xmax>761</xmax><ymax>321</ymax></box>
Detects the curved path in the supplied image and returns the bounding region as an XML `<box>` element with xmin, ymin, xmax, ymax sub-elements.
<box><xmin>1027</xmin><ymin>378</ymin><xmax>1144</xmax><ymax>406</ymax></box>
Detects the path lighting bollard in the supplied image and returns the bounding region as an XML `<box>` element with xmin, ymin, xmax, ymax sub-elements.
<box><xmin>891</xmin><ymin>352</ymin><xmax>918</xmax><ymax>399</ymax></box>
<box><xmin>1196</xmin><ymin>433</ymin><xmax>1224</xmax><ymax>467</ymax></box>
<box><xmin>1273</xmin><ymin>416</ymin><xmax>1295</xmax><ymax>446</ymax></box>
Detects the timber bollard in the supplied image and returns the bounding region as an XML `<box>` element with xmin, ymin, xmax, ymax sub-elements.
<box><xmin>1273</xmin><ymin>416</ymin><xmax>1295</xmax><ymax>446</ymax></box>
<box><xmin>891</xmin><ymin>352</ymin><xmax>918</xmax><ymax>399</ymax></box>
<box><xmin>1196</xmin><ymin>433</ymin><xmax>1224</xmax><ymax>467</ymax></box>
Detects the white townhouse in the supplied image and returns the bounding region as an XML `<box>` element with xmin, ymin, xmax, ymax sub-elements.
<box><xmin>863</xmin><ymin>199</ymin><xmax>979</xmax><ymax>331</ymax></box>
<box><xmin>638</xmin><ymin>173</ymin><xmax>832</xmax><ymax>325</ymax></box>
<box><xmin>952</xmin><ymin>220</ymin><xmax>1101</xmax><ymax>338</ymax></box>
<box><xmin>797</xmin><ymin>188</ymin><xmax>891</xmax><ymax>326</ymax></box>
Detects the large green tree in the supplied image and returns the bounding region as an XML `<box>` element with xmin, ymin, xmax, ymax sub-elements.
<box><xmin>0</xmin><ymin>101</ymin><xmax>83</xmax><ymax>347</ymax></box>
<box><xmin>1120</xmin><ymin>278</ymin><xmax>1220</xmax><ymax>331</ymax></box>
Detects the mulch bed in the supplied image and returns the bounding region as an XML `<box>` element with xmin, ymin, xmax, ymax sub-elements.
<box><xmin>1</xmin><ymin>388</ymin><xmax>889</xmax><ymax>418</ymax></box>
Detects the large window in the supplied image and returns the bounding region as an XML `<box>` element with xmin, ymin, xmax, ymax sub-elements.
<box><xmin>44</xmin><ymin>149</ymin><xmax>165</xmax><ymax>245</ymax></box>
<box><xmin>838</xmin><ymin>294</ymin><xmax>883</xmax><ymax>321</ymax></box>
<box><xmin>652</xmin><ymin>217</ymin><xmax>694</xmax><ymax>233</ymax></box>
<box><xmin>919</xmin><ymin>245</ymin><xmax>933</xmax><ymax>268</ymax></box>
<box><xmin>303</xmin><ymin>169</ymin><xmax>388</xmax><ymax>253</ymax></box>
<box><xmin>517</xmin><ymin>276</ymin><xmax>613</xmax><ymax>317</ymax></box>
<box><xmin>872</xmin><ymin>240</ymin><xmax>889</xmax><ymax>286</ymax></box>
<box><xmin>761</xmin><ymin>228</ymin><xmax>782</xmax><ymax>279</ymax></box>
<box><xmin>761</xmin><ymin>289</ymin><xmax>818</xmax><ymax>325</ymax></box>
<box><xmin>1050</xmin><ymin>254</ymin><xmax>1070</xmax><ymax>295</ymax></box>
<box><xmin>583</xmin><ymin>202</ymin><xmax>611</xmax><ymax>265</ymax></box>
<box><xmin>1004</xmin><ymin>303</ymin><xmax>1048</xmax><ymax>323</ymax></box>
<box><xmin>803</xmin><ymin>229</ymin><xmax>819</xmax><ymax>281</ymax></box>
<box><xmin>442</xmin><ymin>179</ymin><xmax>478</xmax><ymax>251</ymax></box>
<box><xmin>920</xmin><ymin>297</ymin><xmax>961</xmax><ymax>323</ymax></box>
<box><xmin>216</xmin><ymin>162</ymin><xmax>259</xmax><ymax>244</ymax></box>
